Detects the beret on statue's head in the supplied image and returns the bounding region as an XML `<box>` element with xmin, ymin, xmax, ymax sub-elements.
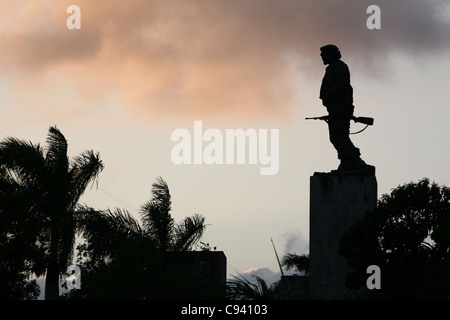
<box><xmin>320</xmin><ymin>44</ymin><xmax>342</xmax><ymax>60</ymax></box>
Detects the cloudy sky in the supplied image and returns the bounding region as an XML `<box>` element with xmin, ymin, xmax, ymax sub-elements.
<box><xmin>1</xmin><ymin>0</ymin><xmax>450</xmax><ymax>287</ymax></box>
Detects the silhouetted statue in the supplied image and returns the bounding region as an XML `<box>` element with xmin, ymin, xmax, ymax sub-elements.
<box><xmin>319</xmin><ymin>44</ymin><xmax>372</xmax><ymax>174</ymax></box>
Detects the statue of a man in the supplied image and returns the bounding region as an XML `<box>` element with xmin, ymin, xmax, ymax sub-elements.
<box><xmin>319</xmin><ymin>44</ymin><xmax>369</xmax><ymax>173</ymax></box>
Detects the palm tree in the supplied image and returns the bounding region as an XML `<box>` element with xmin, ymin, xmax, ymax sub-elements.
<box><xmin>75</xmin><ymin>177</ymin><xmax>208</xmax><ymax>299</ymax></box>
<box><xmin>0</xmin><ymin>126</ymin><xmax>103</xmax><ymax>299</ymax></box>
<box><xmin>81</xmin><ymin>177</ymin><xmax>207</xmax><ymax>255</ymax></box>
<box><xmin>140</xmin><ymin>177</ymin><xmax>207</xmax><ymax>253</ymax></box>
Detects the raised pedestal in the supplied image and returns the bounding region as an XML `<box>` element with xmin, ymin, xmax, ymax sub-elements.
<box><xmin>309</xmin><ymin>173</ymin><xmax>377</xmax><ymax>299</ymax></box>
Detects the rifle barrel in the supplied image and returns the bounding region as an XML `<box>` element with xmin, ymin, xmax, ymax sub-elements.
<box><xmin>305</xmin><ymin>115</ymin><xmax>374</xmax><ymax>126</ymax></box>
<box><xmin>305</xmin><ymin>116</ymin><xmax>327</xmax><ymax>120</ymax></box>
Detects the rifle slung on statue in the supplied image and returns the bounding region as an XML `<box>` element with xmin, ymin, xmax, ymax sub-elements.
<box><xmin>305</xmin><ymin>115</ymin><xmax>374</xmax><ymax>134</ymax></box>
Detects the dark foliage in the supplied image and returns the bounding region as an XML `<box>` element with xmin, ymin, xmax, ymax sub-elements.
<box><xmin>63</xmin><ymin>177</ymin><xmax>217</xmax><ymax>300</ymax></box>
<box><xmin>340</xmin><ymin>178</ymin><xmax>450</xmax><ymax>299</ymax></box>
<box><xmin>0</xmin><ymin>126</ymin><xmax>103</xmax><ymax>299</ymax></box>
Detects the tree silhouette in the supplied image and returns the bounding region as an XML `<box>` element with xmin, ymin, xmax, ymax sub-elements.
<box><xmin>70</xmin><ymin>177</ymin><xmax>209</xmax><ymax>299</ymax></box>
<box><xmin>0</xmin><ymin>126</ymin><xmax>103</xmax><ymax>299</ymax></box>
<box><xmin>140</xmin><ymin>177</ymin><xmax>207</xmax><ymax>253</ymax></box>
<box><xmin>340</xmin><ymin>178</ymin><xmax>450</xmax><ymax>299</ymax></box>
<box><xmin>226</xmin><ymin>273</ymin><xmax>279</xmax><ymax>300</ymax></box>
<box><xmin>281</xmin><ymin>253</ymin><xmax>310</xmax><ymax>275</ymax></box>
<box><xmin>226</xmin><ymin>253</ymin><xmax>311</xmax><ymax>300</ymax></box>
<box><xmin>0</xmin><ymin>226</ymin><xmax>41</xmax><ymax>299</ymax></box>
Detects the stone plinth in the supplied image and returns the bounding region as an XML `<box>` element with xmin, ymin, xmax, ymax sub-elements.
<box><xmin>309</xmin><ymin>173</ymin><xmax>377</xmax><ymax>299</ymax></box>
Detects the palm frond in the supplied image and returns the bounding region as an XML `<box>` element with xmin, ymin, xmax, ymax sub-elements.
<box><xmin>76</xmin><ymin>207</ymin><xmax>144</xmax><ymax>259</ymax></box>
<box><xmin>44</xmin><ymin>126</ymin><xmax>69</xmax><ymax>176</ymax></box>
<box><xmin>68</xmin><ymin>150</ymin><xmax>104</xmax><ymax>209</ymax></box>
<box><xmin>226</xmin><ymin>274</ymin><xmax>278</xmax><ymax>300</ymax></box>
<box><xmin>151</xmin><ymin>177</ymin><xmax>172</xmax><ymax>208</ymax></box>
<box><xmin>77</xmin><ymin>207</ymin><xmax>142</xmax><ymax>241</ymax></box>
<box><xmin>0</xmin><ymin>138</ymin><xmax>48</xmax><ymax>225</ymax></box>
<box><xmin>103</xmin><ymin>208</ymin><xmax>143</xmax><ymax>239</ymax></box>
<box><xmin>173</xmin><ymin>214</ymin><xmax>207</xmax><ymax>251</ymax></box>
<box><xmin>141</xmin><ymin>200</ymin><xmax>174</xmax><ymax>251</ymax></box>
<box><xmin>281</xmin><ymin>253</ymin><xmax>310</xmax><ymax>275</ymax></box>
<box><xmin>140</xmin><ymin>177</ymin><xmax>174</xmax><ymax>251</ymax></box>
<box><xmin>0</xmin><ymin>137</ymin><xmax>46</xmax><ymax>185</ymax></box>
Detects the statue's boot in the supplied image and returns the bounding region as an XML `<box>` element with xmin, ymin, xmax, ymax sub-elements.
<box><xmin>333</xmin><ymin>157</ymin><xmax>375</xmax><ymax>175</ymax></box>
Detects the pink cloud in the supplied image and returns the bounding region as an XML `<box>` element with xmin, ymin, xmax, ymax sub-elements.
<box><xmin>0</xmin><ymin>0</ymin><xmax>448</xmax><ymax>120</ymax></box>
